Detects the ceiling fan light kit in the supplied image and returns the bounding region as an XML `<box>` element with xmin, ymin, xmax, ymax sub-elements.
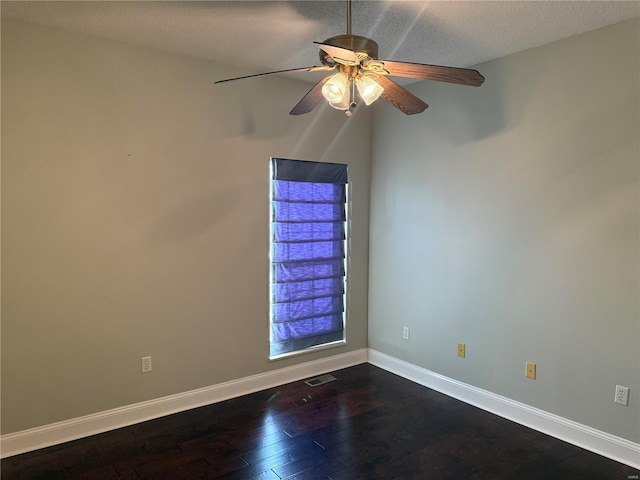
<box><xmin>214</xmin><ymin>0</ymin><xmax>485</xmax><ymax>116</ymax></box>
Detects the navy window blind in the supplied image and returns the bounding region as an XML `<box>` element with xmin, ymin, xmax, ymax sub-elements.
<box><xmin>270</xmin><ymin>158</ymin><xmax>348</xmax><ymax>357</ymax></box>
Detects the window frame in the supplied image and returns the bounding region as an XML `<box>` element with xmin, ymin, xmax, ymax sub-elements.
<box><xmin>268</xmin><ymin>158</ymin><xmax>350</xmax><ymax>360</ymax></box>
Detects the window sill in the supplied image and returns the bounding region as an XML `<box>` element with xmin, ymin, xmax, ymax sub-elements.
<box><xmin>269</xmin><ymin>340</ymin><xmax>347</xmax><ymax>362</ymax></box>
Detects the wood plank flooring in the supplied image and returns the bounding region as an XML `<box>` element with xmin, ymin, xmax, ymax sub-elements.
<box><xmin>2</xmin><ymin>364</ymin><xmax>638</xmax><ymax>479</ymax></box>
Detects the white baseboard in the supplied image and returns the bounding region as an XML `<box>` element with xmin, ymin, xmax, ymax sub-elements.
<box><xmin>4</xmin><ymin>348</ymin><xmax>639</xmax><ymax>469</ymax></box>
<box><xmin>368</xmin><ymin>349</ymin><xmax>640</xmax><ymax>469</ymax></box>
<box><xmin>0</xmin><ymin>348</ymin><xmax>368</xmax><ymax>459</ymax></box>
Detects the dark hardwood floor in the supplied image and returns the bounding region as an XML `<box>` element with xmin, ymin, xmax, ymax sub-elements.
<box><xmin>2</xmin><ymin>364</ymin><xmax>638</xmax><ymax>479</ymax></box>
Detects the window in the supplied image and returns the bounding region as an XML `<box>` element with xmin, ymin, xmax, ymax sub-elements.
<box><xmin>269</xmin><ymin>158</ymin><xmax>348</xmax><ymax>359</ymax></box>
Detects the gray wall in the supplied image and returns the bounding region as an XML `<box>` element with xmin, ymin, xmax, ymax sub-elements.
<box><xmin>369</xmin><ymin>18</ymin><xmax>639</xmax><ymax>443</ymax></box>
<box><xmin>3</xmin><ymin>14</ymin><xmax>639</xmax><ymax>446</ymax></box>
<box><xmin>1</xmin><ymin>19</ymin><xmax>371</xmax><ymax>434</ymax></box>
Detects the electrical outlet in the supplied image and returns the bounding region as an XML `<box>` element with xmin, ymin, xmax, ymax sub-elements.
<box><xmin>614</xmin><ymin>385</ymin><xmax>629</xmax><ymax>406</ymax></box>
<box><xmin>402</xmin><ymin>326</ymin><xmax>410</xmax><ymax>340</ymax></box>
<box><xmin>526</xmin><ymin>362</ymin><xmax>536</xmax><ymax>379</ymax></box>
<box><xmin>457</xmin><ymin>343</ymin><xmax>466</xmax><ymax>358</ymax></box>
<box><xmin>141</xmin><ymin>356</ymin><xmax>152</xmax><ymax>373</ymax></box>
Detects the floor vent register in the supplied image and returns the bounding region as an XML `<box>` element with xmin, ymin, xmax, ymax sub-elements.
<box><xmin>304</xmin><ymin>374</ymin><xmax>337</xmax><ymax>387</ymax></box>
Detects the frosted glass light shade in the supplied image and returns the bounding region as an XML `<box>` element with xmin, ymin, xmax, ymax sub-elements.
<box><xmin>330</xmin><ymin>91</ymin><xmax>351</xmax><ymax>111</ymax></box>
<box><xmin>322</xmin><ymin>72</ymin><xmax>349</xmax><ymax>103</ymax></box>
<box><xmin>355</xmin><ymin>74</ymin><xmax>384</xmax><ymax>105</ymax></box>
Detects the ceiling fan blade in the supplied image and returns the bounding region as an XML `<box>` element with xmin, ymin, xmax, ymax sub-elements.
<box><xmin>290</xmin><ymin>76</ymin><xmax>332</xmax><ymax>116</ymax></box>
<box><xmin>314</xmin><ymin>41</ymin><xmax>359</xmax><ymax>65</ymax></box>
<box><xmin>381</xmin><ymin>60</ymin><xmax>485</xmax><ymax>87</ymax></box>
<box><xmin>376</xmin><ymin>76</ymin><xmax>428</xmax><ymax>115</ymax></box>
<box><xmin>214</xmin><ymin>66</ymin><xmax>329</xmax><ymax>84</ymax></box>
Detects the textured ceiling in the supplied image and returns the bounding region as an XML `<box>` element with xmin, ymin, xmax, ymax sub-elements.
<box><xmin>2</xmin><ymin>1</ymin><xmax>639</xmax><ymax>84</ymax></box>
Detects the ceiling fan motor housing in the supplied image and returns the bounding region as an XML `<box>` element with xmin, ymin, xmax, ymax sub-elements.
<box><xmin>319</xmin><ymin>35</ymin><xmax>379</xmax><ymax>65</ymax></box>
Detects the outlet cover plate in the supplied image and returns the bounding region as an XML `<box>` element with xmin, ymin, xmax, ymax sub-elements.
<box><xmin>141</xmin><ymin>356</ymin><xmax>152</xmax><ymax>373</ymax></box>
<box><xmin>615</xmin><ymin>385</ymin><xmax>629</xmax><ymax>406</ymax></box>
<box><xmin>526</xmin><ymin>362</ymin><xmax>536</xmax><ymax>379</ymax></box>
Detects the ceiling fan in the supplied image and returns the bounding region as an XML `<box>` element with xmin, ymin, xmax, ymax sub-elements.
<box><xmin>214</xmin><ymin>0</ymin><xmax>485</xmax><ymax>116</ymax></box>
